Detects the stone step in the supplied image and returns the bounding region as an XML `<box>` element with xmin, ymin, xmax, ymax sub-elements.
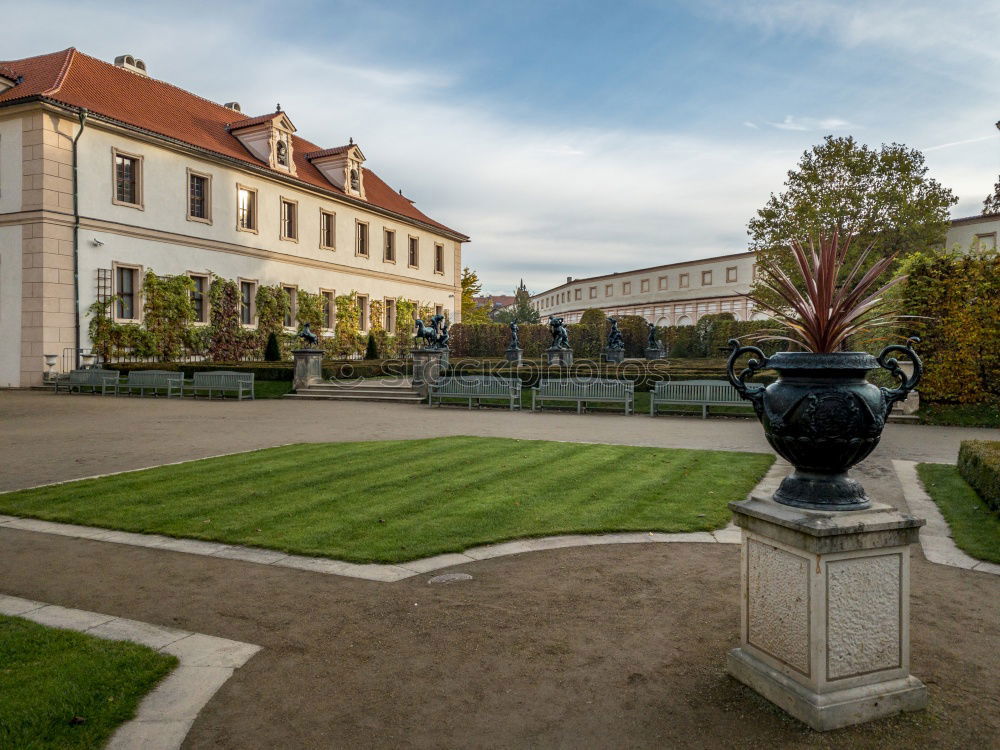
<box><xmin>304</xmin><ymin>384</ymin><xmax>416</xmax><ymax>393</ymax></box>
<box><xmin>283</xmin><ymin>392</ymin><xmax>424</xmax><ymax>403</ymax></box>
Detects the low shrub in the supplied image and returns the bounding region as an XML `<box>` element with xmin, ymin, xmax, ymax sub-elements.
<box><xmin>958</xmin><ymin>440</ymin><xmax>1000</xmax><ymax>513</ymax></box>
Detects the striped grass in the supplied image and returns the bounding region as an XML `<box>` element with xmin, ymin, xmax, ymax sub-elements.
<box><xmin>0</xmin><ymin>437</ymin><xmax>773</xmax><ymax>563</ymax></box>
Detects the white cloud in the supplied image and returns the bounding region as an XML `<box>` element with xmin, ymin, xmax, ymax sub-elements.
<box><xmin>768</xmin><ymin>116</ymin><xmax>855</xmax><ymax>132</ymax></box>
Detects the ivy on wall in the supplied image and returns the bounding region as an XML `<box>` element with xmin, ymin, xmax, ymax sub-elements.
<box><xmin>142</xmin><ymin>270</ymin><xmax>196</xmax><ymax>361</ymax></box>
<box><xmin>255</xmin><ymin>285</ymin><xmax>290</xmax><ymax>345</ymax></box>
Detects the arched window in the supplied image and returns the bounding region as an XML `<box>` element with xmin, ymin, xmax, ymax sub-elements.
<box><xmin>275</xmin><ymin>139</ymin><xmax>288</xmax><ymax>166</ymax></box>
<box><xmin>350</xmin><ymin>168</ymin><xmax>360</xmax><ymax>191</ymax></box>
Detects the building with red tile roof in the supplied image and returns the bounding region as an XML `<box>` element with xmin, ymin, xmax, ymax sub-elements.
<box><xmin>0</xmin><ymin>48</ymin><xmax>468</xmax><ymax>386</ymax></box>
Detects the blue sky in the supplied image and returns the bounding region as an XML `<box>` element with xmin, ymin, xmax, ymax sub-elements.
<box><xmin>4</xmin><ymin>0</ymin><xmax>999</xmax><ymax>294</ymax></box>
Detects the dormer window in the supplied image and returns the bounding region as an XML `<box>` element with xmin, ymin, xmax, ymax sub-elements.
<box><xmin>305</xmin><ymin>144</ymin><xmax>367</xmax><ymax>200</ymax></box>
<box><xmin>228</xmin><ymin>112</ymin><xmax>297</xmax><ymax>175</ymax></box>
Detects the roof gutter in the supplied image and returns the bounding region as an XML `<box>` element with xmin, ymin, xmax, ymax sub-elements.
<box><xmin>72</xmin><ymin>107</ymin><xmax>88</xmax><ymax>368</ymax></box>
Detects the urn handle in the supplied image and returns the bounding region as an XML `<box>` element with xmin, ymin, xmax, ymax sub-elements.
<box><xmin>877</xmin><ymin>336</ymin><xmax>923</xmax><ymax>407</ymax></box>
<box><xmin>726</xmin><ymin>339</ymin><xmax>768</xmax><ymax>405</ymax></box>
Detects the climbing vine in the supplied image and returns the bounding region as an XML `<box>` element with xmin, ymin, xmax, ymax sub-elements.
<box><xmin>296</xmin><ymin>289</ymin><xmax>325</xmax><ymax>336</ymax></box>
<box><xmin>254</xmin><ymin>285</ymin><xmax>290</xmax><ymax>345</ymax></box>
<box><xmin>142</xmin><ymin>271</ymin><xmax>196</xmax><ymax>361</ymax></box>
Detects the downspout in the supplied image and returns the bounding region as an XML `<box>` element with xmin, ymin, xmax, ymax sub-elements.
<box><xmin>71</xmin><ymin>108</ymin><xmax>87</xmax><ymax>369</ymax></box>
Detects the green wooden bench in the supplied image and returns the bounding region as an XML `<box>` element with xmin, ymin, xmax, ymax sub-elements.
<box><xmin>114</xmin><ymin>370</ymin><xmax>184</xmax><ymax>397</ymax></box>
<box><xmin>429</xmin><ymin>375</ymin><xmax>522</xmax><ymax>410</ymax></box>
<box><xmin>532</xmin><ymin>378</ymin><xmax>634</xmax><ymax>415</ymax></box>
<box><xmin>53</xmin><ymin>369</ymin><xmax>120</xmax><ymax>395</ymax></box>
<box><xmin>184</xmin><ymin>371</ymin><xmax>255</xmax><ymax>400</ymax></box>
<box><xmin>650</xmin><ymin>379</ymin><xmax>750</xmax><ymax>419</ymax></box>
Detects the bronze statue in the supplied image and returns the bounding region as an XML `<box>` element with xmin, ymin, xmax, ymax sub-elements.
<box><xmin>508</xmin><ymin>321</ymin><xmax>521</xmax><ymax>350</ymax></box>
<box><xmin>414</xmin><ymin>319</ymin><xmax>436</xmax><ymax>347</ymax></box>
<box><xmin>548</xmin><ymin>316</ymin><xmax>570</xmax><ymax>349</ymax></box>
<box><xmin>606</xmin><ymin>317</ymin><xmax>625</xmax><ymax>350</ymax></box>
<box><xmin>298</xmin><ymin>322</ymin><xmax>318</xmax><ymax>347</ymax></box>
<box><xmin>647</xmin><ymin>321</ymin><xmax>660</xmax><ymax>349</ymax></box>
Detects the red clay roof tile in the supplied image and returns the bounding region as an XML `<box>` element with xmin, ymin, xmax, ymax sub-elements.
<box><xmin>0</xmin><ymin>48</ymin><xmax>466</xmax><ymax>239</ymax></box>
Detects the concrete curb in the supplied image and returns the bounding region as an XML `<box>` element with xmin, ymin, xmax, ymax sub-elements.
<box><xmin>892</xmin><ymin>459</ymin><xmax>1000</xmax><ymax>576</ymax></box>
<box><xmin>0</xmin><ymin>594</ymin><xmax>260</xmax><ymax>750</ymax></box>
<box><xmin>0</xmin><ymin>457</ymin><xmax>790</xmax><ymax>582</ymax></box>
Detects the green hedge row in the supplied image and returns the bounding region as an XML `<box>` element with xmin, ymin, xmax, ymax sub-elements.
<box><xmin>958</xmin><ymin>440</ymin><xmax>1000</xmax><ymax>513</ymax></box>
<box><xmin>117</xmin><ymin>357</ymin><xmax>763</xmax><ymax>391</ymax></box>
<box><xmin>447</xmin><ymin>315</ymin><xmax>788</xmax><ymax>359</ymax></box>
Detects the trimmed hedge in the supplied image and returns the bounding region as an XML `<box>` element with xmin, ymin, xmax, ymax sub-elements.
<box><xmin>115</xmin><ymin>356</ymin><xmax>764</xmax><ymax>391</ymax></box>
<box><xmin>448</xmin><ymin>316</ymin><xmax>787</xmax><ymax>359</ymax></box>
<box><xmin>958</xmin><ymin>440</ymin><xmax>1000</xmax><ymax>513</ymax></box>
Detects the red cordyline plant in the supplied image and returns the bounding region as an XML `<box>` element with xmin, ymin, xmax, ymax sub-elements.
<box><xmin>749</xmin><ymin>231</ymin><xmax>907</xmax><ymax>353</ymax></box>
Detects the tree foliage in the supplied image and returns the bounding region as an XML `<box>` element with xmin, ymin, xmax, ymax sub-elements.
<box><xmin>983</xmin><ymin>176</ymin><xmax>1000</xmax><ymax>216</ymax></box>
<box><xmin>460</xmin><ymin>267</ymin><xmax>490</xmax><ymax>324</ymax></box>
<box><xmin>494</xmin><ymin>280</ymin><xmax>540</xmax><ymax>324</ymax></box>
<box><xmin>749</xmin><ymin>135</ymin><xmax>957</xmax><ymax>310</ymax></box>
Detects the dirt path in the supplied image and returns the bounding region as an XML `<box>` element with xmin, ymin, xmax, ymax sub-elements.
<box><xmin>1</xmin><ymin>458</ymin><xmax>998</xmax><ymax>748</ymax></box>
<box><xmin>2</xmin><ymin>391</ymin><xmax>996</xmax><ymax>491</ymax></box>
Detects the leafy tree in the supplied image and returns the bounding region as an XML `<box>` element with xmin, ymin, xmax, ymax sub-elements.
<box><xmin>460</xmin><ymin>267</ymin><xmax>491</xmax><ymax>324</ymax></box>
<box><xmin>983</xmin><ymin>176</ymin><xmax>1000</xmax><ymax>216</ymax></box>
<box><xmin>748</xmin><ymin>135</ymin><xmax>957</xmax><ymax>309</ymax></box>
<box><xmin>494</xmin><ymin>280</ymin><xmax>540</xmax><ymax>324</ymax></box>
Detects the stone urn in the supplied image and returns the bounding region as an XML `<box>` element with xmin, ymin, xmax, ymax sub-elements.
<box><xmin>726</xmin><ymin>338</ymin><xmax>922</xmax><ymax>510</ymax></box>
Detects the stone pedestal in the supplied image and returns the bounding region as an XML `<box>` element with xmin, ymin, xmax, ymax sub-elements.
<box><xmin>545</xmin><ymin>348</ymin><xmax>572</xmax><ymax>367</ymax></box>
<box><xmin>505</xmin><ymin>347</ymin><xmax>523</xmax><ymax>365</ymax></box>
<box><xmin>411</xmin><ymin>348</ymin><xmax>447</xmax><ymax>391</ymax></box>
<box><xmin>727</xmin><ymin>495</ymin><xmax>927</xmax><ymax>731</ymax></box>
<box><xmin>602</xmin><ymin>348</ymin><xmax>624</xmax><ymax>363</ymax></box>
<box><xmin>645</xmin><ymin>347</ymin><xmax>665</xmax><ymax>360</ymax></box>
<box><xmin>292</xmin><ymin>349</ymin><xmax>324</xmax><ymax>391</ymax></box>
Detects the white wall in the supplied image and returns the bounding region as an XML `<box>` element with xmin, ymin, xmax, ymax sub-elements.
<box><xmin>947</xmin><ymin>216</ymin><xmax>1000</xmax><ymax>253</ymax></box>
<box><xmin>0</xmin><ymin>225</ymin><xmax>22</xmax><ymax>386</ymax></box>
<box><xmin>0</xmin><ymin>116</ymin><xmax>22</xmax><ymax>214</ymax></box>
<box><xmin>76</xmin><ymin>127</ymin><xmax>458</xmax><ymax>301</ymax></box>
<box><xmin>77</xmin><ymin>231</ymin><xmax>456</xmax><ymax>349</ymax></box>
<box><xmin>531</xmin><ymin>253</ymin><xmax>756</xmax><ymax>323</ymax></box>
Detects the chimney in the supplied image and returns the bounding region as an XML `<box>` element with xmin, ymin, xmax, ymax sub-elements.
<box><xmin>567</xmin><ymin>276</ymin><xmax>573</xmax><ymax>283</ymax></box>
<box><xmin>113</xmin><ymin>54</ymin><xmax>148</xmax><ymax>77</ymax></box>
<box><xmin>223</xmin><ymin>102</ymin><xmax>242</xmax><ymax>112</ymax></box>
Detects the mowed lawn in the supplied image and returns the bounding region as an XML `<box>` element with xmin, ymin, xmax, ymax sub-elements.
<box><xmin>917</xmin><ymin>463</ymin><xmax>1000</xmax><ymax>564</ymax></box>
<box><xmin>0</xmin><ymin>615</ymin><xmax>176</xmax><ymax>750</ymax></box>
<box><xmin>0</xmin><ymin>436</ymin><xmax>774</xmax><ymax>563</ymax></box>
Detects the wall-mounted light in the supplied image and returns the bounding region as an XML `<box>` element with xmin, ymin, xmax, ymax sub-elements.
<box><xmin>90</xmin><ymin>238</ymin><xmax>104</xmax><ymax>247</ymax></box>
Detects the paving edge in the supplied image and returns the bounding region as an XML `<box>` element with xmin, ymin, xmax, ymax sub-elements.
<box><xmin>0</xmin><ymin>594</ymin><xmax>261</xmax><ymax>750</ymax></box>
<box><xmin>892</xmin><ymin>459</ymin><xmax>1000</xmax><ymax>576</ymax></box>
<box><xmin>0</xmin><ymin>458</ymin><xmax>790</xmax><ymax>583</ymax></box>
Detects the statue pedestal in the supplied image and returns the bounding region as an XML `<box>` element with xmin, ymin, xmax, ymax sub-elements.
<box><xmin>645</xmin><ymin>347</ymin><xmax>666</xmax><ymax>360</ymax></box>
<box><xmin>292</xmin><ymin>349</ymin><xmax>324</xmax><ymax>391</ymax></box>
<box><xmin>602</xmin><ymin>348</ymin><xmax>625</xmax><ymax>363</ymax></box>
<box><xmin>411</xmin><ymin>348</ymin><xmax>448</xmax><ymax>392</ymax></box>
<box><xmin>505</xmin><ymin>347</ymin><xmax>523</xmax><ymax>366</ymax></box>
<box><xmin>727</xmin><ymin>495</ymin><xmax>927</xmax><ymax>731</ymax></box>
<box><xmin>545</xmin><ymin>348</ymin><xmax>572</xmax><ymax>367</ymax></box>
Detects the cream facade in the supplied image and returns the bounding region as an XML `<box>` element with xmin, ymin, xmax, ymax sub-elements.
<box><xmin>529</xmin><ymin>251</ymin><xmax>762</xmax><ymax>326</ymax></box>
<box><xmin>946</xmin><ymin>214</ymin><xmax>1000</xmax><ymax>253</ymax></box>
<box><xmin>0</xmin><ymin>67</ymin><xmax>466</xmax><ymax>387</ymax></box>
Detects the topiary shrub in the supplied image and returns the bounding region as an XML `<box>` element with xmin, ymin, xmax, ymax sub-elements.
<box><xmin>365</xmin><ymin>332</ymin><xmax>379</xmax><ymax>359</ymax></box>
<box><xmin>264</xmin><ymin>332</ymin><xmax>282</xmax><ymax>362</ymax></box>
<box><xmin>958</xmin><ymin>440</ymin><xmax>1000</xmax><ymax>513</ymax></box>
